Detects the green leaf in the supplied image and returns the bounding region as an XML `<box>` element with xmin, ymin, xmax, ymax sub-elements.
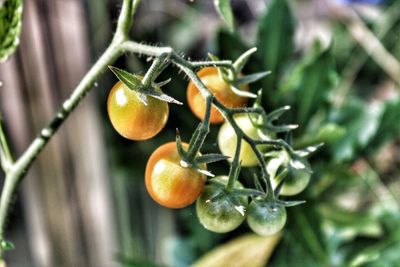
<box><xmin>0</xmin><ymin>0</ymin><xmax>23</xmax><ymax>62</ymax></box>
<box><xmin>352</xmin><ymin>225</ymin><xmax>400</xmax><ymax>267</ymax></box>
<box><xmin>0</xmin><ymin>239</ymin><xmax>14</xmax><ymax>250</ymax></box>
<box><xmin>109</xmin><ymin>65</ymin><xmax>142</xmax><ymax>87</ymax></box>
<box><xmin>194</xmin><ymin>167</ymin><xmax>215</xmax><ymax>177</ymax></box>
<box><xmin>281</xmin><ymin>44</ymin><xmax>338</xmax><ymax>126</ymax></box>
<box><xmin>257</xmin><ymin>0</ymin><xmax>294</xmax><ymax>104</ymax></box>
<box><xmin>368</xmin><ymin>98</ymin><xmax>400</xmax><ymax>151</ymax></box>
<box><xmin>349</xmin><ymin>252</ymin><xmax>380</xmax><ymax>267</ymax></box>
<box><xmin>109</xmin><ymin>66</ymin><xmax>182</xmax><ymax>105</ymax></box>
<box><xmin>175</xmin><ymin>128</ymin><xmax>188</xmax><ymax>162</ymax></box>
<box><xmin>213</xmin><ymin>0</ymin><xmax>235</xmax><ymax>32</ymax></box>
<box><xmin>192</xmin><ymin>233</ymin><xmax>282</xmax><ymax>267</ymax></box>
<box><xmin>329</xmin><ymin>99</ymin><xmax>384</xmax><ymax>162</ymax></box>
<box><xmin>318</xmin><ymin>205</ymin><xmax>383</xmax><ymax>239</ymax></box>
<box><xmin>264</xmin><ymin>106</ymin><xmax>298</xmax><ymax>133</ymax></box>
<box><xmin>296</xmin><ymin>123</ymin><xmax>346</xmax><ymax>149</ymax></box>
<box><xmin>233</xmin><ymin>47</ymin><xmax>257</xmax><ymax>73</ymax></box>
<box><xmin>275</xmin><ymin>199</ymin><xmax>306</xmax><ymax>207</ymax></box>
<box><xmin>195</xmin><ymin>154</ymin><xmax>230</xmax><ymax>165</ymax></box>
<box><xmin>230</xmin><ymin>85</ymin><xmax>257</xmax><ymax>98</ymax></box>
<box><xmin>288</xmin><ymin>205</ymin><xmax>330</xmax><ymax>264</ymax></box>
<box><xmin>233</xmin><ymin>71</ymin><xmax>271</xmax><ymax>86</ymax></box>
<box><xmin>231</xmin><ymin>188</ymin><xmax>264</xmax><ymax>197</ymax></box>
<box><xmin>294</xmin><ymin>143</ymin><xmax>324</xmax><ymax>157</ymax></box>
<box><xmin>315</xmin><ymin>123</ymin><xmax>346</xmax><ymax>144</ymax></box>
<box><xmin>268</xmin><ymin>106</ymin><xmax>292</xmax><ymax>122</ymax></box>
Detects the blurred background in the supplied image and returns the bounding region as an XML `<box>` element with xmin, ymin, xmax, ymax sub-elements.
<box><xmin>0</xmin><ymin>0</ymin><xmax>400</xmax><ymax>266</ymax></box>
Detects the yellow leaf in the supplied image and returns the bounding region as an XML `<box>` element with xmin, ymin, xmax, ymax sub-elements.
<box><xmin>191</xmin><ymin>232</ymin><xmax>282</xmax><ymax>267</ymax></box>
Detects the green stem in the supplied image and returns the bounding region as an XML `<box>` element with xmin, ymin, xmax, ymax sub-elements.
<box><xmin>293</xmin><ymin>208</ymin><xmax>330</xmax><ymax>265</ymax></box>
<box><xmin>173</xmin><ymin>61</ymin><xmax>294</xmax><ymax>199</ymax></box>
<box><xmin>0</xmin><ymin>117</ymin><xmax>13</xmax><ymax>173</ymax></box>
<box><xmin>120</xmin><ymin>41</ymin><xmax>174</xmax><ymax>58</ymax></box>
<box><xmin>186</xmin><ymin>97</ymin><xmax>212</xmax><ymax>162</ymax></box>
<box><xmin>114</xmin><ymin>0</ymin><xmax>141</xmax><ymax>42</ymax></box>
<box><xmin>229</xmin><ymin>107</ymin><xmax>264</xmax><ymax>115</ymax></box>
<box><xmin>226</xmin><ymin>133</ymin><xmax>241</xmax><ymax>192</ymax></box>
<box><xmin>0</xmin><ymin>0</ymin><xmax>141</xmax><ymax>257</ymax></box>
<box><xmin>0</xmin><ymin>43</ymin><xmax>123</xmax><ymax>255</ymax></box>
<box><xmin>141</xmin><ymin>54</ymin><xmax>170</xmax><ymax>88</ymax></box>
<box><xmin>191</xmin><ymin>60</ymin><xmax>233</xmax><ymax>68</ymax></box>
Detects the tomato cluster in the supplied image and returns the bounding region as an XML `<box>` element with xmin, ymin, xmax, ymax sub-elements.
<box><xmin>195</xmin><ymin>176</ymin><xmax>287</xmax><ymax>235</ymax></box>
<box><xmin>106</xmin><ymin>63</ymin><xmax>312</xmax><ymax>237</ymax></box>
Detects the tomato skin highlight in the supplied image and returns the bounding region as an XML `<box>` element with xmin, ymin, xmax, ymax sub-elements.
<box><xmin>218</xmin><ymin>115</ymin><xmax>271</xmax><ymax>167</ymax></box>
<box><xmin>196</xmin><ymin>176</ymin><xmax>248</xmax><ymax>233</ymax></box>
<box><xmin>145</xmin><ymin>142</ymin><xmax>206</xmax><ymax>209</ymax></box>
<box><xmin>187</xmin><ymin>67</ymin><xmax>249</xmax><ymax>124</ymax></box>
<box><xmin>247</xmin><ymin>199</ymin><xmax>287</xmax><ymax>236</ymax></box>
<box><xmin>107</xmin><ymin>81</ymin><xmax>169</xmax><ymax>140</ymax></box>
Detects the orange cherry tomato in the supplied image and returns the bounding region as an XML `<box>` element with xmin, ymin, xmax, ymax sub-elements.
<box><xmin>107</xmin><ymin>81</ymin><xmax>169</xmax><ymax>140</ymax></box>
<box><xmin>187</xmin><ymin>67</ymin><xmax>249</xmax><ymax>124</ymax></box>
<box><xmin>145</xmin><ymin>142</ymin><xmax>206</xmax><ymax>208</ymax></box>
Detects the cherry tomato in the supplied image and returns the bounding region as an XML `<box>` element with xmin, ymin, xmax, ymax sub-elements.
<box><xmin>145</xmin><ymin>142</ymin><xmax>206</xmax><ymax>209</ymax></box>
<box><xmin>196</xmin><ymin>176</ymin><xmax>248</xmax><ymax>233</ymax></box>
<box><xmin>187</xmin><ymin>67</ymin><xmax>249</xmax><ymax>124</ymax></box>
<box><xmin>107</xmin><ymin>81</ymin><xmax>169</xmax><ymax>140</ymax></box>
<box><xmin>218</xmin><ymin>115</ymin><xmax>271</xmax><ymax>167</ymax></box>
<box><xmin>268</xmin><ymin>156</ymin><xmax>311</xmax><ymax>196</ymax></box>
<box><xmin>247</xmin><ymin>198</ymin><xmax>287</xmax><ymax>236</ymax></box>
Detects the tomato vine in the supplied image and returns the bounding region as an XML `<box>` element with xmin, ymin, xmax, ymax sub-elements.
<box><xmin>0</xmin><ymin>0</ymin><xmax>320</xmax><ymax>259</ymax></box>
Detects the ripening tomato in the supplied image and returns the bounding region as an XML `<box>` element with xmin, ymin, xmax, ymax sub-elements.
<box><xmin>187</xmin><ymin>67</ymin><xmax>249</xmax><ymax>124</ymax></box>
<box><xmin>196</xmin><ymin>176</ymin><xmax>248</xmax><ymax>233</ymax></box>
<box><xmin>107</xmin><ymin>81</ymin><xmax>169</xmax><ymax>140</ymax></box>
<box><xmin>145</xmin><ymin>142</ymin><xmax>206</xmax><ymax>209</ymax></box>
<box><xmin>247</xmin><ymin>198</ymin><xmax>287</xmax><ymax>236</ymax></box>
<box><xmin>218</xmin><ymin>114</ymin><xmax>271</xmax><ymax>167</ymax></box>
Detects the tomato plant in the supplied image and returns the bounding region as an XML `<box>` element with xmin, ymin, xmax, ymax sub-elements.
<box><xmin>145</xmin><ymin>142</ymin><xmax>206</xmax><ymax>209</ymax></box>
<box><xmin>196</xmin><ymin>176</ymin><xmax>248</xmax><ymax>233</ymax></box>
<box><xmin>107</xmin><ymin>81</ymin><xmax>169</xmax><ymax>140</ymax></box>
<box><xmin>187</xmin><ymin>67</ymin><xmax>248</xmax><ymax>124</ymax></box>
<box><xmin>247</xmin><ymin>198</ymin><xmax>287</xmax><ymax>236</ymax></box>
<box><xmin>0</xmin><ymin>0</ymin><xmax>319</xmax><ymax>263</ymax></box>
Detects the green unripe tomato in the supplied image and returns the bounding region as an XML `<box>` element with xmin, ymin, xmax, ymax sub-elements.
<box><xmin>268</xmin><ymin>156</ymin><xmax>311</xmax><ymax>196</ymax></box>
<box><xmin>218</xmin><ymin>115</ymin><xmax>270</xmax><ymax>167</ymax></box>
<box><xmin>247</xmin><ymin>198</ymin><xmax>287</xmax><ymax>236</ymax></box>
<box><xmin>196</xmin><ymin>176</ymin><xmax>248</xmax><ymax>233</ymax></box>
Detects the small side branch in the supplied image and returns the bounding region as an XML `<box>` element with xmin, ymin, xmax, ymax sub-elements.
<box><xmin>0</xmin><ymin>116</ymin><xmax>13</xmax><ymax>173</ymax></box>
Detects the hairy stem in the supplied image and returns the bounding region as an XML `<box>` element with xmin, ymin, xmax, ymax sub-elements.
<box><xmin>0</xmin><ymin>0</ymin><xmax>140</xmax><ymax>256</ymax></box>
<box><xmin>114</xmin><ymin>0</ymin><xmax>141</xmax><ymax>42</ymax></box>
<box><xmin>173</xmin><ymin>61</ymin><xmax>283</xmax><ymax>197</ymax></box>
<box><xmin>141</xmin><ymin>54</ymin><xmax>170</xmax><ymax>88</ymax></box>
<box><xmin>186</xmin><ymin>97</ymin><xmax>212</xmax><ymax>162</ymax></box>
<box><xmin>0</xmin><ymin>43</ymin><xmax>123</xmax><ymax>254</ymax></box>
<box><xmin>0</xmin><ymin>0</ymin><xmax>295</xmax><ymax>257</ymax></box>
